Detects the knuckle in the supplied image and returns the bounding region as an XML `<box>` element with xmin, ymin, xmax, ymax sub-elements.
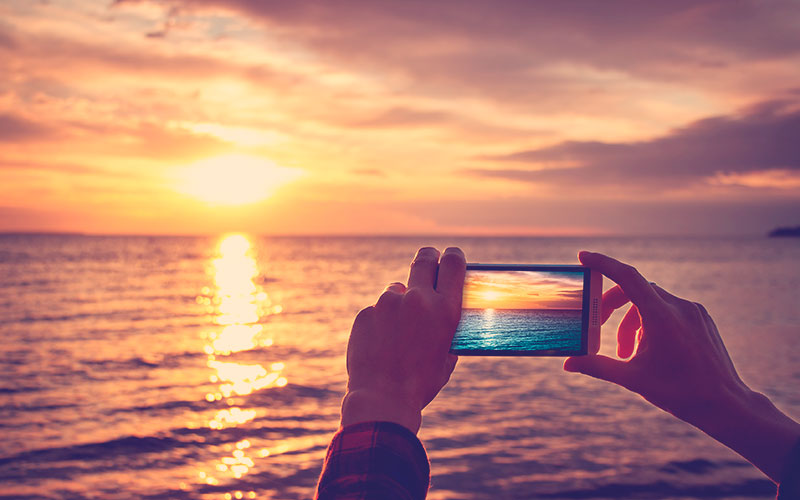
<box><xmin>412</xmin><ymin>254</ymin><xmax>438</xmax><ymax>266</ymax></box>
<box><xmin>694</xmin><ymin>302</ymin><xmax>709</xmax><ymax>317</ymax></box>
<box><xmin>688</xmin><ymin>302</ymin><xmax>706</xmax><ymax>322</ymax></box>
<box><xmin>413</xmin><ymin>247</ymin><xmax>440</xmax><ymax>262</ymax></box>
<box><xmin>408</xmin><ymin>262</ymin><xmax>429</xmax><ymax>277</ymax></box>
<box><xmin>668</xmin><ymin>299</ymin><xmax>702</xmax><ymax>325</ymax></box>
<box><xmin>402</xmin><ymin>287</ymin><xmax>428</xmax><ymax>307</ymax></box>
<box><xmin>376</xmin><ymin>290</ymin><xmax>401</xmax><ymax>309</ymax></box>
<box><xmin>621</xmin><ymin>263</ymin><xmax>642</xmax><ymax>281</ymax></box>
<box><xmin>676</xmin><ymin>297</ymin><xmax>696</xmax><ymax>311</ymax></box>
<box><xmin>439</xmin><ymin>251</ymin><xmax>465</xmax><ymax>267</ymax></box>
<box><xmin>354</xmin><ymin>306</ymin><xmax>375</xmax><ymax>323</ymax></box>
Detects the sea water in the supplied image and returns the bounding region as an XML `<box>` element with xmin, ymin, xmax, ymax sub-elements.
<box><xmin>1</xmin><ymin>234</ymin><xmax>798</xmax><ymax>499</ymax></box>
<box><xmin>453</xmin><ymin>309</ymin><xmax>583</xmax><ymax>352</ymax></box>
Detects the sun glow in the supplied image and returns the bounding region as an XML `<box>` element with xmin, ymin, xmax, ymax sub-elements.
<box><xmin>177</xmin><ymin>154</ymin><xmax>302</xmax><ymax>205</ymax></box>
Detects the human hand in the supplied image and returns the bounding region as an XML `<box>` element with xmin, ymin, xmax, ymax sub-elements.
<box><xmin>564</xmin><ymin>251</ymin><xmax>800</xmax><ymax>482</ymax></box>
<box><xmin>341</xmin><ymin>247</ymin><xmax>466</xmax><ymax>434</ymax></box>
<box><xmin>563</xmin><ymin>251</ymin><xmax>747</xmax><ymax>424</ymax></box>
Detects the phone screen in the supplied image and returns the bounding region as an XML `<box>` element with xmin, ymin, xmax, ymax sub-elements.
<box><xmin>450</xmin><ymin>264</ymin><xmax>591</xmax><ymax>356</ymax></box>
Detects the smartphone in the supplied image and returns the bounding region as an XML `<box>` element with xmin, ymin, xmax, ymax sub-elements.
<box><xmin>450</xmin><ymin>264</ymin><xmax>602</xmax><ymax>356</ymax></box>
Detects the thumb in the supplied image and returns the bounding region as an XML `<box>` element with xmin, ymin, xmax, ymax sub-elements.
<box><xmin>563</xmin><ymin>354</ymin><xmax>631</xmax><ymax>388</ymax></box>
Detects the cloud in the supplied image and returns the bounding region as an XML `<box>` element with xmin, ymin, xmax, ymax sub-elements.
<box><xmin>0</xmin><ymin>113</ymin><xmax>52</xmax><ymax>142</ymax></box>
<box><xmin>1</xmin><ymin>114</ymin><xmax>229</xmax><ymax>161</ymax></box>
<box><xmin>3</xmin><ymin>1</ymin><xmax>799</xmax><ymax>236</ymax></box>
<box><xmin>0</xmin><ymin>27</ymin><xmax>15</xmax><ymax>50</ymax></box>
<box><xmin>127</xmin><ymin>0</ymin><xmax>800</xmax><ymax>112</ymax></box>
<box><xmin>0</xmin><ymin>158</ymin><xmax>137</xmax><ymax>178</ymax></box>
<box><xmin>341</xmin><ymin>105</ymin><xmax>544</xmax><ymax>142</ymax></box>
<box><xmin>350</xmin><ymin>168</ymin><xmax>386</xmax><ymax>177</ymax></box>
<box><xmin>557</xmin><ymin>289</ymin><xmax>584</xmax><ymax>299</ymax></box>
<box><xmin>397</xmin><ymin>196</ymin><xmax>800</xmax><ymax>235</ymax></box>
<box><xmin>349</xmin><ymin>107</ymin><xmax>453</xmax><ymax>128</ymax></box>
<box><xmin>470</xmin><ymin>97</ymin><xmax>800</xmax><ymax>190</ymax></box>
<box><xmin>0</xmin><ymin>21</ymin><xmax>306</xmax><ymax>94</ymax></box>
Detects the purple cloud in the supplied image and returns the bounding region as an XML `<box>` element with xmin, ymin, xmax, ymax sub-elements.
<box><xmin>469</xmin><ymin>96</ymin><xmax>800</xmax><ymax>188</ymax></box>
<box><xmin>125</xmin><ymin>0</ymin><xmax>800</xmax><ymax>110</ymax></box>
<box><xmin>0</xmin><ymin>113</ymin><xmax>52</xmax><ymax>142</ymax></box>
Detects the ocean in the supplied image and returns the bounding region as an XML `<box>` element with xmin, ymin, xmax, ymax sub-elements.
<box><xmin>1</xmin><ymin>234</ymin><xmax>798</xmax><ymax>499</ymax></box>
<box><xmin>453</xmin><ymin>309</ymin><xmax>583</xmax><ymax>353</ymax></box>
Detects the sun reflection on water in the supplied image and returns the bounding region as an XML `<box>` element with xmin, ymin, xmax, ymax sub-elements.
<box><xmin>195</xmin><ymin>234</ymin><xmax>288</xmax><ymax>494</ymax></box>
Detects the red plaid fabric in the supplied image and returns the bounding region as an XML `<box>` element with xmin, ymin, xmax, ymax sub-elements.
<box><xmin>316</xmin><ymin>423</ymin><xmax>797</xmax><ymax>499</ymax></box>
<box><xmin>315</xmin><ymin>421</ymin><xmax>430</xmax><ymax>500</ymax></box>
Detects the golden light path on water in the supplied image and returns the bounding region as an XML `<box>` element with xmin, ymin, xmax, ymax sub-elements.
<box><xmin>194</xmin><ymin>234</ymin><xmax>287</xmax><ymax>497</ymax></box>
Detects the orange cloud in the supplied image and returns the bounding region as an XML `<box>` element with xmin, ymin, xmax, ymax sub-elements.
<box><xmin>1</xmin><ymin>1</ymin><xmax>799</xmax><ymax>236</ymax></box>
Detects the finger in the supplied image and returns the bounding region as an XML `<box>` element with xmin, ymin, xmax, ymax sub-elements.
<box><xmin>601</xmin><ymin>285</ymin><xmax>630</xmax><ymax>324</ymax></box>
<box><xmin>348</xmin><ymin>306</ymin><xmax>375</xmax><ymax>348</ymax></box>
<box><xmin>698</xmin><ymin>308</ymin><xmax>740</xmax><ymax>380</ymax></box>
<box><xmin>435</xmin><ymin>247</ymin><xmax>466</xmax><ymax>304</ymax></box>
<box><xmin>696</xmin><ymin>303</ymin><xmax>721</xmax><ymax>345</ymax></box>
<box><xmin>563</xmin><ymin>354</ymin><xmax>632</xmax><ymax>389</ymax></box>
<box><xmin>438</xmin><ymin>354</ymin><xmax>459</xmax><ymax>391</ymax></box>
<box><xmin>353</xmin><ymin>305</ymin><xmax>375</xmax><ymax>326</ymax></box>
<box><xmin>384</xmin><ymin>282</ymin><xmax>407</xmax><ymax>294</ymax></box>
<box><xmin>579</xmin><ymin>251</ymin><xmax>661</xmax><ymax>312</ymax></box>
<box><xmin>408</xmin><ymin>247</ymin><xmax>440</xmax><ymax>290</ymax></box>
<box><xmin>375</xmin><ymin>287</ymin><xmax>404</xmax><ymax>311</ymax></box>
<box><xmin>696</xmin><ymin>302</ymin><xmax>728</xmax><ymax>355</ymax></box>
<box><xmin>444</xmin><ymin>353</ymin><xmax>458</xmax><ymax>376</ymax></box>
<box><xmin>617</xmin><ymin>304</ymin><xmax>641</xmax><ymax>359</ymax></box>
<box><xmin>650</xmin><ymin>283</ymin><xmax>680</xmax><ymax>304</ymax></box>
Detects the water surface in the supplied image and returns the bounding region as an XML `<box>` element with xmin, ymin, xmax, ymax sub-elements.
<box><xmin>453</xmin><ymin>309</ymin><xmax>582</xmax><ymax>353</ymax></box>
<box><xmin>1</xmin><ymin>234</ymin><xmax>798</xmax><ymax>499</ymax></box>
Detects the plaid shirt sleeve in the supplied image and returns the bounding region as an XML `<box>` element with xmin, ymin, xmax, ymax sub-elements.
<box><xmin>315</xmin><ymin>421</ymin><xmax>430</xmax><ymax>500</ymax></box>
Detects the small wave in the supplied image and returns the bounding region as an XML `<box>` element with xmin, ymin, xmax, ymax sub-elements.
<box><xmin>0</xmin><ymin>250</ymin><xmax>32</xmax><ymax>263</ymax></box>
<box><xmin>16</xmin><ymin>311</ymin><xmax>117</xmax><ymax>324</ymax></box>
<box><xmin>107</xmin><ymin>399</ymin><xmax>209</xmax><ymax>416</ymax></box>
<box><xmin>81</xmin><ymin>351</ymin><xmax>202</xmax><ymax>371</ymax></box>
<box><xmin>0</xmin><ymin>435</ymin><xmax>187</xmax><ymax>468</ymax></box>
<box><xmin>0</xmin><ymin>401</ymin><xmax>77</xmax><ymax>414</ymax></box>
<box><xmin>660</xmin><ymin>458</ymin><xmax>719</xmax><ymax>475</ymax></box>
<box><xmin>535</xmin><ymin>478</ymin><xmax>776</xmax><ymax>498</ymax></box>
<box><xmin>245</xmin><ymin>383</ymin><xmax>340</xmax><ymax>406</ymax></box>
<box><xmin>6</xmin><ymin>278</ymin><xmax>54</xmax><ymax>287</ymax></box>
<box><xmin>0</xmin><ymin>386</ymin><xmax>43</xmax><ymax>395</ymax></box>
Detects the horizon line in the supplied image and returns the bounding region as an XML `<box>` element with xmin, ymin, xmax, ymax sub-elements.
<box><xmin>0</xmin><ymin>230</ymin><xmax>780</xmax><ymax>238</ymax></box>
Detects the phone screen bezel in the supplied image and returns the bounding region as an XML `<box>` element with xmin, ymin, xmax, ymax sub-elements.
<box><xmin>450</xmin><ymin>263</ymin><xmax>590</xmax><ymax>356</ymax></box>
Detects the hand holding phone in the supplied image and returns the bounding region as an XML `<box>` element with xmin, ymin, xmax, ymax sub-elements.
<box><xmin>450</xmin><ymin>264</ymin><xmax>602</xmax><ymax>356</ymax></box>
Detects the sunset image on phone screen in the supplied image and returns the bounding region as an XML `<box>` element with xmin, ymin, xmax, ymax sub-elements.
<box><xmin>451</xmin><ymin>268</ymin><xmax>586</xmax><ymax>355</ymax></box>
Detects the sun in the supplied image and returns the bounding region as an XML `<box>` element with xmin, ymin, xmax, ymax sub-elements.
<box><xmin>481</xmin><ymin>290</ymin><xmax>501</xmax><ymax>302</ymax></box>
<box><xmin>176</xmin><ymin>154</ymin><xmax>302</xmax><ymax>205</ymax></box>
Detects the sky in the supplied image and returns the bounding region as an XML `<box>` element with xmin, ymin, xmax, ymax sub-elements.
<box><xmin>1</xmin><ymin>0</ymin><xmax>799</xmax><ymax>235</ymax></box>
<box><xmin>463</xmin><ymin>270</ymin><xmax>583</xmax><ymax>310</ymax></box>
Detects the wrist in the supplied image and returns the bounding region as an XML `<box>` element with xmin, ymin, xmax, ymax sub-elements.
<box><xmin>340</xmin><ymin>389</ymin><xmax>423</xmax><ymax>434</ymax></box>
<box><xmin>680</xmin><ymin>381</ymin><xmax>754</xmax><ymax>435</ymax></box>
<box><xmin>690</xmin><ymin>385</ymin><xmax>800</xmax><ymax>482</ymax></box>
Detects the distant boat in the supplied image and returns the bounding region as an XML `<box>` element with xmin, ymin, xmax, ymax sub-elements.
<box><xmin>768</xmin><ymin>226</ymin><xmax>800</xmax><ymax>237</ymax></box>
